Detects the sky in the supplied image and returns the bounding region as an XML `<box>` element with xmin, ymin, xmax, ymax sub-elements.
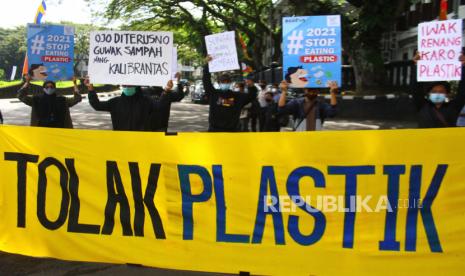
<box><xmin>0</xmin><ymin>0</ymin><xmax>107</xmax><ymax>29</ymax></box>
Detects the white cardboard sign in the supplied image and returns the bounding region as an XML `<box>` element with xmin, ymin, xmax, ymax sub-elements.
<box><xmin>418</xmin><ymin>19</ymin><xmax>463</xmax><ymax>82</ymax></box>
<box><xmin>205</xmin><ymin>31</ymin><xmax>240</xmax><ymax>73</ymax></box>
<box><xmin>89</xmin><ymin>31</ymin><xmax>173</xmax><ymax>86</ymax></box>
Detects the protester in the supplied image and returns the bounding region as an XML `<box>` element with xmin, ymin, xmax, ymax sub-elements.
<box><xmin>17</xmin><ymin>75</ymin><xmax>82</xmax><ymax>128</ymax></box>
<box><xmin>149</xmin><ymin>73</ymin><xmax>185</xmax><ymax>132</ymax></box>
<box><xmin>278</xmin><ymin>80</ymin><xmax>338</xmax><ymax>131</ymax></box>
<box><xmin>202</xmin><ymin>55</ymin><xmax>258</xmax><ymax>132</ymax></box>
<box><xmin>262</xmin><ymin>91</ymin><xmax>281</xmax><ymax>132</ymax></box>
<box><xmin>412</xmin><ymin>52</ymin><xmax>465</xmax><ymax>128</ymax></box>
<box><xmin>86</xmin><ymin>79</ymin><xmax>172</xmax><ymax>131</ymax></box>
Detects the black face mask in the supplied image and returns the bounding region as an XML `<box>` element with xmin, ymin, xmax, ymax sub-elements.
<box><xmin>260</xmin><ymin>85</ymin><xmax>266</xmax><ymax>89</ymax></box>
<box><xmin>266</xmin><ymin>98</ymin><xmax>273</xmax><ymax>103</ymax></box>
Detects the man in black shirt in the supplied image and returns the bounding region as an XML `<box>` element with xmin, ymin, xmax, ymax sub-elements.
<box><xmin>86</xmin><ymin>79</ymin><xmax>174</xmax><ymax>131</ymax></box>
<box><xmin>203</xmin><ymin>55</ymin><xmax>258</xmax><ymax>132</ymax></box>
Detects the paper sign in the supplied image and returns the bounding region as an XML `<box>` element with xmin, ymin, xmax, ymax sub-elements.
<box><xmin>418</xmin><ymin>19</ymin><xmax>463</xmax><ymax>82</ymax></box>
<box><xmin>205</xmin><ymin>31</ymin><xmax>240</xmax><ymax>73</ymax></box>
<box><xmin>10</xmin><ymin>66</ymin><xmax>17</xmax><ymax>81</ymax></box>
<box><xmin>88</xmin><ymin>31</ymin><xmax>173</xmax><ymax>86</ymax></box>
<box><xmin>27</xmin><ymin>24</ymin><xmax>75</xmax><ymax>81</ymax></box>
<box><xmin>282</xmin><ymin>15</ymin><xmax>342</xmax><ymax>88</ymax></box>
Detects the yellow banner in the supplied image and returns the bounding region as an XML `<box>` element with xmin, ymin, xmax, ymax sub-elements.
<box><xmin>0</xmin><ymin>125</ymin><xmax>464</xmax><ymax>275</ymax></box>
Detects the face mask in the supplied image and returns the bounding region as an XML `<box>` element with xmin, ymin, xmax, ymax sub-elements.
<box><xmin>271</xmin><ymin>88</ymin><xmax>278</xmax><ymax>93</ymax></box>
<box><xmin>266</xmin><ymin>98</ymin><xmax>273</xmax><ymax>103</ymax></box>
<box><xmin>429</xmin><ymin>93</ymin><xmax>446</xmax><ymax>104</ymax></box>
<box><xmin>219</xmin><ymin>84</ymin><xmax>231</xmax><ymax>91</ymax></box>
<box><xmin>260</xmin><ymin>85</ymin><xmax>266</xmax><ymax>89</ymax></box>
<box><xmin>233</xmin><ymin>88</ymin><xmax>241</xmax><ymax>92</ymax></box>
<box><xmin>43</xmin><ymin>88</ymin><xmax>55</xmax><ymax>95</ymax></box>
<box><xmin>122</xmin><ymin>87</ymin><xmax>137</xmax><ymax>96</ymax></box>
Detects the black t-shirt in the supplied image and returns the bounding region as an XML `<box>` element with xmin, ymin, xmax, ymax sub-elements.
<box><xmin>202</xmin><ymin>66</ymin><xmax>257</xmax><ymax>132</ymax></box>
<box><xmin>34</xmin><ymin>94</ymin><xmax>67</xmax><ymax>128</ymax></box>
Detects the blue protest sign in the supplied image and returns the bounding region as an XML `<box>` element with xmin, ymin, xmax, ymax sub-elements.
<box><xmin>283</xmin><ymin>15</ymin><xmax>342</xmax><ymax>88</ymax></box>
<box><xmin>27</xmin><ymin>24</ymin><xmax>75</xmax><ymax>81</ymax></box>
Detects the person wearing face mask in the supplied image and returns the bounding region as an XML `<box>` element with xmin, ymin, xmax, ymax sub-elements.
<box><xmin>262</xmin><ymin>91</ymin><xmax>282</xmax><ymax>132</ymax></box>
<box><xmin>86</xmin><ymin>79</ymin><xmax>173</xmax><ymax>131</ymax></box>
<box><xmin>203</xmin><ymin>55</ymin><xmax>258</xmax><ymax>132</ymax></box>
<box><xmin>412</xmin><ymin>52</ymin><xmax>465</xmax><ymax>128</ymax></box>
<box><xmin>17</xmin><ymin>75</ymin><xmax>82</xmax><ymax>128</ymax></box>
<box><xmin>278</xmin><ymin>80</ymin><xmax>338</xmax><ymax>131</ymax></box>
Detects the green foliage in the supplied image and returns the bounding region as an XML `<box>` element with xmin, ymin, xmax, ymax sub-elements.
<box><xmin>0</xmin><ymin>26</ymin><xmax>27</xmax><ymax>80</ymax></box>
<box><xmin>89</xmin><ymin>0</ymin><xmax>278</xmax><ymax>68</ymax></box>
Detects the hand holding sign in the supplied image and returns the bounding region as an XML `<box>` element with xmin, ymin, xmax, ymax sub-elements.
<box><xmin>84</xmin><ymin>77</ymin><xmax>94</xmax><ymax>91</ymax></box>
<box><xmin>327</xmin><ymin>81</ymin><xmax>338</xmax><ymax>94</ymax></box>
<box><xmin>166</xmin><ymin>80</ymin><xmax>174</xmax><ymax>91</ymax></box>
<box><xmin>279</xmin><ymin>80</ymin><xmax>289</xmax><ymax>92</ymax></box>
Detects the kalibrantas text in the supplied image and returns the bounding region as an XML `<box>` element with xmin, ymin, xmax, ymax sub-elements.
<box><xmin>91</xmin><ymin>32</ymin><xmax>170</xmax><ymax>76</ymax></box>
<box><xmin>4</xmin><ymin>152</ymin><xmax>446</xmax><ymax>253</ymax></box>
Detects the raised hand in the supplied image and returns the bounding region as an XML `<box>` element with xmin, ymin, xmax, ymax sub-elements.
<box><xmin>413</xmin><ymin>51</ymin><xmax>421</xmax><ymax>64</ymax></box>
<box><xmin>166</xmin><ymin>80</ymin><xmax>174</xmax><ymax>91</ymax></box>
<box><xmin>279</xmin><ymin>80</ymin><xmax>288</xmax><ymax>92</ymax></box>
<box><xmin>327</xmin><ymin>81</ymin><xmax>338</xmax><ymax>94</ymax></box>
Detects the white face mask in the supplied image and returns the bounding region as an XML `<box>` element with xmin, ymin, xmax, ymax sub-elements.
<box><xmin>233</xmin><ymin>88</ymin><xmax>241</xmax><ymax>92</ymax></box>
<box><xmin>219</xmin><ymin>83</ymin><xmax>231</xmax><ymax>91</ymax></box>
<box><xmin>44</xmin><ymin>88</ymin><xmax>56</xmax><ymax>95</ymax></box>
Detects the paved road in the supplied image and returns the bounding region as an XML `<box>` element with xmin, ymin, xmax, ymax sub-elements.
<box><xmin>0</xmin><ymin>92</ymin><xmax>416</xmax><ymax>275</ymax></box>
<box><xmin>0</xmin><ymin>92</ymin><xmax>416</xmax><ymax>132</ymax></box>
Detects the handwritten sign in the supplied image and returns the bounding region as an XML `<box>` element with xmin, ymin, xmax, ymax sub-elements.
<box><xmin>205</xmin><ymin>31</ymin><xmax>240</xmax><ymax>73</ymax></box>
<box><xmin>88</xmin><ymin>31</ymin><xmax>173</xmax><ymax>86</ymax></box>
<box><xmin>418</xmin><ymin>19</ymin><xmax>463</xmax><ymax>82</ymax></box>
<box><xmin>282</xmin><ymin>15</ymin><xmax>342</xmax><ymax>88</ymax></box>
<box><xmin>27</xmin><ymin>24</ymin><xmax>75</xmax><ymax>81</ymax></box>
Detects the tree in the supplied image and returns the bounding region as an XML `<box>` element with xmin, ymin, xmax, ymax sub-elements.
<box><xmin>89</xmin><ymin>0</ymin><xmax>280</xmax><ymax>70</ymax></box>
<box><xmin>342</xmin><ymin>0</ymin><xmax>411</xmax><ymax>92</ymax></box>
<box><xmin>58</xmin><ymin>22</ymin><xmax>104</xmax><ymax>76</ymax></box>
<box><xmin>0</xmin><ymin>26</ymin><xmax>27</xmax><ymax>80</ymax></box>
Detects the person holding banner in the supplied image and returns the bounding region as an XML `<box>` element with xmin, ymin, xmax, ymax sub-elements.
<box><xmin>412</xmin><ymin>52</ymin><xmax>465</xmax><ymax>128</ymax></box>
<box><xmin>86</xmin><ymin>79</ymin><xmax>174</xmax><ymax>131</ymax></box>
<box><xmin>151</xmin><ymin>72</ymin><xmax>185</xmax><ymax>132</ymax></box>
<box><xmin>17</xmin><ymin>76</ymin><xmax>82</xmax><ymax>128</ymax></box>
<box><xmin>278</xmin><ymin>81</ymin><xmax>338</xmax><ymax>131</ymax></box>
<box><xmin>202</xmin><ymin>55</ymin><xmax>258</xmax><ymax>132</ymax></box>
